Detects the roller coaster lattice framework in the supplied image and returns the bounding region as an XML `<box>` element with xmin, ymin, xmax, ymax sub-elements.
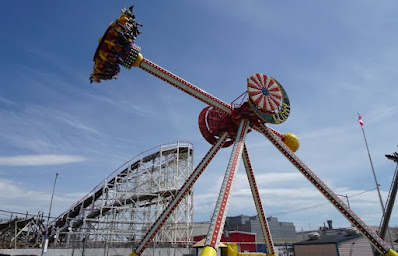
<box><xmin>48</xmin><ymin>142</ymin><xmax>194</xmax><ymax>250</ymax></box>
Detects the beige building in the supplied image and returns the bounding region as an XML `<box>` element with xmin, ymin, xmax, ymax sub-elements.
<box><xmin>294</xmin><ymin>233</ymin><xmax>374</xmax><ymax>256</ymax></box>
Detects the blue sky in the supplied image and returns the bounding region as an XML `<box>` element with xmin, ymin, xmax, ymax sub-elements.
<box><xmin>1</xmin><ymin>0</ymin><xmax>398</xmax><ymax>232</ymax></box>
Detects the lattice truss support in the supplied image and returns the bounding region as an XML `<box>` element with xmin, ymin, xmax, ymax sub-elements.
<box><xmin>50</xmin><ymin>142</ymin><xmax>193</xmax><ymax>248</ymax></box>
<box><xmin>0</xmin><ymin>212</ymin><xmax>45</xmax><ymax>249</ymax></box>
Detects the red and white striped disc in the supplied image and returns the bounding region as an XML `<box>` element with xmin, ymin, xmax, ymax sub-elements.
<box><xmin>247</xmin><ymin>73</ymin><xmax>282</xmax><ymax>112</ymax></box>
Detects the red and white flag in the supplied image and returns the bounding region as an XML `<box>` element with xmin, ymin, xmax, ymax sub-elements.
<box><xmin>358</xmin><ymin>114</ymin><xmax>364</xmax><ymax>127</ymax></box>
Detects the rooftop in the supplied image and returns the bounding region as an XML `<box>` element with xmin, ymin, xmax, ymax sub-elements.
<box><xmin>294</xmin><ymin>234</ymin><xmax>363</xmax><ymax>245</ymax></box>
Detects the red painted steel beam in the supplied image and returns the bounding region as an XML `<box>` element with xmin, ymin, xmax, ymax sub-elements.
<box><xmin>132</xmin><ymin>133</ymin><xmax>229</xmax><ymax>256</ymax></box>
<box><xmin>254</xmin><ymin>123</ymin><xmax>391</xmax><ymax>255</ymax></box>
<box><xmin>203</xmin><ymin>119</ymin><xmax>250</xmax><ymax>251</ymax></box>
<box><xmin>242</xmin><ymin>145</ymin><xmax>276</xmax><ymax>256</ymax></box>
<box><xmin>139</xmin><ymin>58</ymin><xmax>232</xmax><ymax>115</ymax></box>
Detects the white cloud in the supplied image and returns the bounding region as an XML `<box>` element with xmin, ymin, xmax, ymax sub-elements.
<box><xmin>0</xmin><ymin>105</ymin><xmax>100</xmax><ymax>152</ymax></box>
<box><xmin>0</xmin><ymin>154</ymin><xmax>87</xmax><ymax>166</ymax></box>
<box><xmin>194</xmin><ymin>171</ymin><xmax>389</xmax><ymax>227</ymax></box>
<box><xmin>0</xmin><ymin>178</ymin><xmax>84</xmax><ymax>219</ymax></box>
<box><xmin>0</xmin><ymin>97</ymin><xmax>15</xmax><ymax>106</ymax></box>
<box><xmin>367</xmin><ymin>105</ymin><xmax>398</xmax><ymax>124</ymax></box>
<box><xmin>26</xmin><ymin>106</ymin><xmax>101</xmax><ymax>135</ymax></box>
<box><xmin>298</xmin><ymin>125</ymin><xmax>352</xmax><ymax>140</ymax></box>
<box><xmin>0</xmin><ymin>134</ymin><xmax>55</xmax><ymax>153</ymax></box>
<box><xmin>81</xmin><ymin>92</ymin><xmax>152</xmax><ymax>117</ymax></box>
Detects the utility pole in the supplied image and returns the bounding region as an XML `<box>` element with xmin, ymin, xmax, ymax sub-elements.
<box><xmin>379</xmin><ymin>151</ymin><xmax>398</xmax><ymax>241</ymax></box>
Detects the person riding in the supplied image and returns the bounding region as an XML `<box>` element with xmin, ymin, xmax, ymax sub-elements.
<box><xmin>90</xmin><ymin>5</ymin><xmax>143</xmax><ymax>83</ymax></box>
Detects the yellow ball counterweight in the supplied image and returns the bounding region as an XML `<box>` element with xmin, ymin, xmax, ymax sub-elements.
<box><xmin>283</xmin><ymin>133</ymin><xmax>300</xmax><ymax>152</ymax></box>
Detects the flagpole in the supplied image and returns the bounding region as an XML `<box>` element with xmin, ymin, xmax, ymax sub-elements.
<box><xmin>358</xmin><ymin>113</ymin><xmax>394</xmax><ymax>249</ymax></box>
<box><xmin>358</xmin><ymin>113</ymin><xmax>384</xmax><ymax>211</ymax></box>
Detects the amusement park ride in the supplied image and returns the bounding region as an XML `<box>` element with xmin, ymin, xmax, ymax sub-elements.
<box><xmin>90</xmin><ymin>6</ymin><xmax>398</xmax><ymax>256</ymax></box>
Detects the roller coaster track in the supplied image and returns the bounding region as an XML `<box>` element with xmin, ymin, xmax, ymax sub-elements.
<box><xmin>49</xmin><ymin>142</ymin><xmax>194</xmax><ymax>245</ymax></box>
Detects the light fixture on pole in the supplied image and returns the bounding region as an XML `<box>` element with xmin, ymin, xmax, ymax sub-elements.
<box><xmin>337</xmin><ymin>194</ymin><xmax>351</xmax><ymax>208</ymax></box>
<box><xmin>41</xmin><ymin>172</ymin><xmax>59</xmax><ymax>255</ymax></box>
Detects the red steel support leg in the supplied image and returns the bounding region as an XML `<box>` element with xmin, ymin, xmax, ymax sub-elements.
<box><xmin>131</xmin><ymin>133</ymin><xmax>229</xmax><ymax>256</ymax></box>
<box><xmin>242</xmin><ymin>145</ymin><xmax>276</xmax><ymax>256</ymax></box>
<box><xmin>255</xmin><ymin>123</ymin><xmax>397</xmax><ymax>256</ymax></box>
<box><xmin>200</xmin><ymin>119</ymin><xmax>250</xmax><ymax>256</ymax></box>
<box><xmin>138</xmin><ymin>58</ymin><xmax>232</xmax><ymax>115</ymax></box>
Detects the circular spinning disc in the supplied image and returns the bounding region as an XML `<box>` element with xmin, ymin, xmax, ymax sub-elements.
<box><xmin>247</xmin><ymin>73</ymin><xmax>283</xmax><ymax>112</ymax></box>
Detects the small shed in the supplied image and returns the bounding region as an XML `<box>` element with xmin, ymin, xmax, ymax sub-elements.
<box><xmin>293</xmin><ymin>233</ymin><xmax>374</xmax><ymax>256</ymax></box>
<box><xmin>228</xmin><ymin>231</ymin><xmax>256</xmax><ymax>252</ymax></box>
